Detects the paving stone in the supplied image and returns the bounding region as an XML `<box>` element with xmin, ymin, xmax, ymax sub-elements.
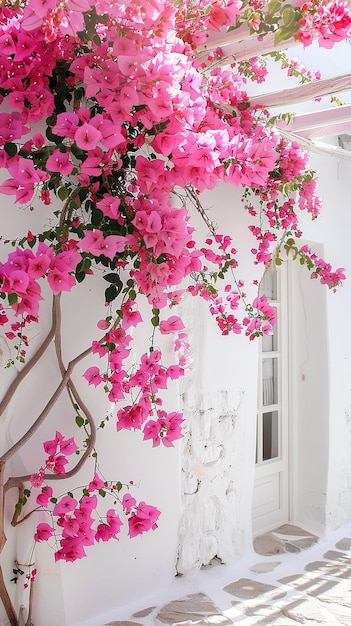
<box><xmin>278</xmin><ymin>574</ymin><xmax>302</xmax><ymax>585</ymax></box>
<box><xmin>305</xmin><ymin>560</ymin><xmax>339</xmax><ymax>573</ymax></box>
<box><xmin>132</xmin><ymin>607</ymin><xmax>155</xmax><ymax>618</ymax></box>
<box><xmin>253</xmin><ymin>534</ymin><xmax>286</xmax><ymax>556</ymax></box>
<box><xmin>105</xmin><ymin>622</ymin><xmax>142</xmax><ymax>626</ymax></box>
<box><xmin>244</xmin><ymin>603</ymin><xmax>305</xmax><ymax>624</ymax></box>
<box><xmin>254</xmin><ymin>524</ymin><xmax>318</xmax><ymax>556</ymax></box>
<box><xmin>323</xmin><ymin>550</ymin><xmax>351</xmax><ymax>564</ymax></box>
<box><xmin>305</xmin><ymin>579</ymin><xmax>339</xmax><ymax>598</ymax></box>
<box><xmin>223</xmin><ymin>577</ymin><xmax>286</xmax><ymax>600</ymax></box>
<box><xmin>250</xmin><ymin>560</ymin><xmax>281</xmax><ymax>573</ymax></box>
<box><xmin>335</xmin><ymin>537</ymin><xmax>351</xmax><ymax>551</ymax></box>
<box><xmin>278</xmin><ymin>575</ymin><xmax>325</xmax><ymax>594</ymax></box>
<box><xmin>289</xmin><ymin>537</ymin><xmax>319</xmax><ymax>550</ymax></box>
<box><xmin>156</xmin><ymin>592</ymin><xmax>233</xmax><ymax>625</ymax></box>
<box><xmin>273</xmin><ymin>524</ymin><xmax>318</xmax><ymax>540</ymax></box>
<box><xmin>285</xmin><ymin>542</ymin><xmax>301</xmax><ymax>553</ymax></box>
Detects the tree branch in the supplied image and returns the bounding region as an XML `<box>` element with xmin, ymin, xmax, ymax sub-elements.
<box><xmin>0</xmin><ymin>565</ymin><xmax>18</xmax><ymax>626</ymax></box>
<box><xmin>5</xmin><ymin>296</ymin><xmax>96</xmax><ymax>492</ymax></box>
<box><xmin>0</xmin><ymin>295</ymin><xmax>59</xmax><ymax>419</ymax></box>
<box><xmin>1</xmin><ymin>345</ymin><xmax>92</xmax><ymax>469</ymax></box>
<box><xmin>0</xmin><ymin>462</ymin><xmax>6</xmax><ymax>553</ymax></box>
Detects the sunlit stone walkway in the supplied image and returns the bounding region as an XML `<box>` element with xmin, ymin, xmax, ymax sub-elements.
<box><xmin>104</xmin><ymin>524</ymin><xmax>351</xmax><ymax>626</ymax></box>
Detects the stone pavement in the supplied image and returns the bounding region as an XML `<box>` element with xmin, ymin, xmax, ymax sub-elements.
<box><xmin>105</xmin><ymin>524</ymin><xmax>351</xmax><ymax>626</ymax></box>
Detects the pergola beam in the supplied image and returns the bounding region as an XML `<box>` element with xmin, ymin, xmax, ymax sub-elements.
<box><xmin>277</xmin><ymin>127</ymin><xmax>351</xmax><ymax>159</ymax></box>
<box><xmin>277</xmin><ymin>104</ymin><xmax>351</xmax><ymax>138</ymax></box>
<box><xmin>249</xmin><ymin>73</ymin><xmax>351</xmax><ymax>108</ymax></box>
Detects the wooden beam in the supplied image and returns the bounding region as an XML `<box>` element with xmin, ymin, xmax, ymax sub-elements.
<box><xmin>277</xmin><ymin>127</ymin><xmax>351</xmax><ymax>159</ymax></box>
<box><xmin>276</xmin><ymin>104</ymin><xmax>351</xmax><ymax>138</ymax></box>
<box><xmin>249</xmin><ymin>73</ymin><xmax>351</xmax><ymax>108</ymax></box>
<box><xmin>297</xmin><ymin>120</ymin><xmax>351</xmax><ymax>138</ymax></box>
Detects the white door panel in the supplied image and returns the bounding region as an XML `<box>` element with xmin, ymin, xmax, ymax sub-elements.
<box><xmin>252</xmin><ymin>263</ymin><xmax>289</xmax><ymax>536</ymax></box>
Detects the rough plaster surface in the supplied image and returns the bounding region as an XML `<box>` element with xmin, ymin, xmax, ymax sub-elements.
<box><xmin>176</xmin><ymin>387</ymin><xmax>246</xmax><ymax>574</ymax></box>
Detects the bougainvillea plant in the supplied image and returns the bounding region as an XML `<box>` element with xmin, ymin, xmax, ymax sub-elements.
<box><xmin>0</xmin><ymin>0</ymin><xmax>349</xmax><ymax>623</ymax></box>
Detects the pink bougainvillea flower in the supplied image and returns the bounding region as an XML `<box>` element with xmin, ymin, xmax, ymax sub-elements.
<box><xmin>59</xmin><ymin>436</ymin><xmax>78</xmax><ymax>456</ymax></box>
<box><xmin>36</xmin><ymin>485</ymin><xmax>53</xmax><ymax>507</ymax></box>
<box><xmin>121</xmin><ymin>493</ymin><xmax>136</xmax><ymax>512</ymax></box>
<box><xmin>128</xmin><ymin>501</ymin><xmax>161</xmax><ymax>538</ymax></box>
<box><xmin>54</xmin><ymin>537</ymin><xmax>87</xmax><ymax>562</ymax></box>
<box><xmin>47</xmin><ymin>268</ymin><xmax>76</xmax><ymax>295</ymax></box>
<box><xmin>30</xmin><ymin>468</ymin><xmax>45</xmax><ymax>488</ymax></box>
<box><xmin>88</xmin><ymin>472</ymin><xmax>105</xmax><ymax>492</ymax></box>
<box><xmin>83</xmin><ymin>366</ymin><xmax>104</xmax><ymax>387</ymax></box>
<box><xmin>79</xmin><ymin>230</ymin><xmax>126</xmax><ymax>260</ymax></box>
<box><xmin>43</xmin><ymin>431</ymin><xmax>63</xmax><ymax>456</ymax></box>
<box><xmin>159</xmin><ymin>315</ymin><xmax>185</xmax><ymax>334</ymax></box>
<box><xmin>74</xmin><ymin>122</ymin><xmax>102</xmax><ymax>150</ymax></box>
<box><xmin>53</xmin><ymin>495</ymin><xmax>78</xmax><ymax>516</ymax></box>
<box><xmin>46</xmin><ymin>150</ymin><xmax>74</xmax><ymax>175</ymax></box>
<box><xmin>34</xmin><ymin>523</ymin><xmax>54</xmax><ymax>542</ymax></box>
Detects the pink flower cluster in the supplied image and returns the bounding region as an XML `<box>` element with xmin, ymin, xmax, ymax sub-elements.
<box><xmin>0</xmin><ymin>0</ymin><xmax>348</xmax><ymax>571</ymax></box>
<box><xmin>298</xmin><ymin>0</ymin><xmax>351</xmax><ymax>48</ymax></box>
<box><xmin>243</xmin><ymin>295</ymin><xmax>276</xmax><ymax>340</ymax></box>
<box><xmin>30</xmin><ymin>432</ymin><xmax>161</xmax><ymax>561</ymax></box>
<box><xmin>1</xmin><ymin>241</ymin><xmax>80</xmax><ymax>310</ymax></box>
<box><xmin>300</xmin><ymin>244</ymin><xmax>346</xmax><ymax>289</ymax></box>
<box><xmin>31</xmin><ymin>431</ymin><xmax>78</xmax><ymax>488</ymax></box>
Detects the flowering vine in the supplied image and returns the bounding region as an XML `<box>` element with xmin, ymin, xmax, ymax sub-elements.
<box><xmin>0</xmin><ymin>0</ymin><xmax>349</xmax><ymax>623</ymax></box>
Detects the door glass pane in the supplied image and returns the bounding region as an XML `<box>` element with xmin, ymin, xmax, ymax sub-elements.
<box><xmin>259</xmin><ymin>265</ymin><xmax>277</xmax><ymax>301</ymax></box>
<box><xmin>262</xmin><ymin>309</ymin><xmax>278</xmax><ymax>353</ymax></box>
<box><xmin>262</xmin><ymin>411</ymin><xmax>279</xmax><ymax>461</ymax></box>
<box><xmin>262</xmin><ymin>357</ymin><xmax>278</xmax><ymax>406</ymax></box>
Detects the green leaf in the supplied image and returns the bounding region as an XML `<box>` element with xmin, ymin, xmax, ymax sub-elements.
<box><xmin>58</xmin><ymin>186</ymin><xmax>70</xmax><ymax>201</ymax></box>
<box><xmin>115</xmin><ymin>481</ymin><xmax>122</xmax><ymax>492</ymax></box>
<box><xmin>15</xmin><ymin>502</ymin><xmax>22</xmax><ymax>516</ymax></box>
<box><xmin>267</xmin><ymin>0</ymin><xmax>281</xmax><ymax>15</ymax></box>
<box><xmin>105</xmin><ymin>284</ymin><xmax>118</xmax><ymax>303</ymax></box>
<box><xmin>282</xmin><ymin>5</ymin><xmax>297</xmax><ymax>27</ymax></box>
<box><xmin>76</xmin><ymin>271</ymin><xmax>86</xmax><ymax>284</ymax></box>
<box><xmin>75</xmin><ymin>415</ymin><xmax>84</xmax><ymax>428</ymax></box>
<box><xmin>103</xmin><ymin>272</ymin><xmax>120</xmax><ymax>283</ymax></box>
<box><xmin>98</xmin><ymin>489</ymin><xmax>106</xmax><ymax>497</ymax></box>
<box><xmin>46</xmin><ymin>127</ymin><xmax>63</xmax><ymax>145</ymax></box>
<box><xmin>274</xmin><ymin>22</ymin><xmax>298</xmax><ymax>45</ymax></box>
<box><xmin>4</xmin><ymin>142</ymin><xmax>17</xmax><ymax>157</ymax></box>
<box><xmin>151</xmin><ymin>315</ymin><xmax>159</xmax><ymax>327</ymax></box>
<box><xmin>8</xmin><ymin>292</ymin><xmax>18</xmax><ymax>305</ymax></box>
<box><xmin>79</xmin><ymin>257</ymin><xmax>92</xmax><ymax>272</ymax></box>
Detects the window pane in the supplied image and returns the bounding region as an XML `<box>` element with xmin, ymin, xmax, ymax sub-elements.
<box><xmin>262</xmin><ymin>309</ymin><xmax>278</xmax><ymax>353</ymax></box>
<box><xmin>259</xmin><ymin>265</ymin><xmax>277</xmax><ymax>301</ymax></box>
<box><xmin>262</xmin><ymin>411</ymin><xmax>279</xmax><ymax>461</ymax></box>
<box><xmin>262</xmin><ymin>357</ymin><xmax>278</xmax><ymax>406</ymax></box>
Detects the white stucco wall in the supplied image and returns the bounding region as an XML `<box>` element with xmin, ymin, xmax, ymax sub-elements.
<box><xmin>1</xmin><ymin>44</ymin><xmax>351</xmax><ymax>626</ymax></box>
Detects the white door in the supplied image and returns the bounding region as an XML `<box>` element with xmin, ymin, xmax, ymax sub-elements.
<box><xmin>252</xmin><ymin>263</ymin><xmax>290</xmax><ymax>536</ymax></box>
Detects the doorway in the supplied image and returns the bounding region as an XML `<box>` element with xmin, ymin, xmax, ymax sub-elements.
<box><xmin>252</xmin><ymin>263</ymin><xmax>290</xmax><ymax>536</ymax></box>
